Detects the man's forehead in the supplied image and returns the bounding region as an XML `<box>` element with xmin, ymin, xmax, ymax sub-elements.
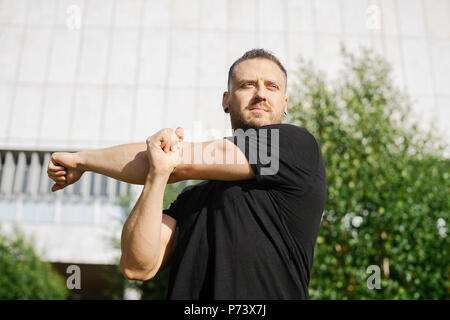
<box><xmin>232</xmin><ymin>58</ymin><xmax>285</xmax><ymax>82</ymax></box>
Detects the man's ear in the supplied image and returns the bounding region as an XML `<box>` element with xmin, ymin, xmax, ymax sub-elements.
<box><xmin>284</xmin><ymin>96</ymin><xmax>288</xmax><ymax>115</ymax></box>
<box><xmin>222</xmin><ymin>91</ymin><xmax>230</xmax><ymax>113</ymax></box>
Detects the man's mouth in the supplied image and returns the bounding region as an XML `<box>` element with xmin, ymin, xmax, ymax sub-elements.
<box><xmin>249</xmin><ymin>105</ymin><xmax>269</xmax><ymax>113</ymax></box>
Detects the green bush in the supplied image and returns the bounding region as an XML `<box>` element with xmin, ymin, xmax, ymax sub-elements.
<box><xmin>0</xmin><ymin>226</ymin><xmax>68</xmax><ymax>299</ymax></box>
<box><xmin>289</xmin><ymin>47</ymin><xmax>449</xmax><ymax>299</ymax></box>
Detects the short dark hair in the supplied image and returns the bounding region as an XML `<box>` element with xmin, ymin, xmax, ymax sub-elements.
<box><xmin>227</xmin><ymin>48</ymin><xmax>287</xmax><ymax>91</ymax></box>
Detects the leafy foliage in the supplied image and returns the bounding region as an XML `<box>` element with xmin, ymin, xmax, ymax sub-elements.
<box><xmin>288</xmin><ymin>47</ymin><xmax>449</xmax><ymax>299</ymax></box>
<box><xmin>0</xmin><ymin>226</ymin><xmax>68</xmax><ymax>299</ymax></box>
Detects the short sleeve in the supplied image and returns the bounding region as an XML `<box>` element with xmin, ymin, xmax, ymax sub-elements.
<box><xmin>225</xmin><ymin>124</ymin><xmax>320</xmax><ymax>194</ymax></box>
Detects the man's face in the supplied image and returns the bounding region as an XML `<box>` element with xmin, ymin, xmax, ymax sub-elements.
<box><xmin>223</xmin><ymin>58</ymin><xmax>288</xmax><ymax>131</ymax></box>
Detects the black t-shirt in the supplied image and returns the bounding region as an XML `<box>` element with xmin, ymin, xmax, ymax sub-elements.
<box><xmin>163</xmin><ymin>123</ymin><xmax>327</xmax><ymax>299</ymax></box>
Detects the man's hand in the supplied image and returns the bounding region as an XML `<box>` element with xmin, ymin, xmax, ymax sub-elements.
<box><xmin>146</xmin><ymin>127</ymin><xmax>184</xmax><ymax>177</ymax></box>
<box><xmin>47</xmin><ymin>152</ymin><xmax>85</xmax><ymax>192</ymax></box>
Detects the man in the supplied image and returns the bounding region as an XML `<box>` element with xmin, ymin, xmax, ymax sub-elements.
<box><xmin>47</xmin><ymin>49</ymin><xmax>327</xmax><ymax>299</ymax></box>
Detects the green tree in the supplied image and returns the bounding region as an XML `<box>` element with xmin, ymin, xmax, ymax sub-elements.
<box><xmin>0</xmin><ymin>226</ymin><xmax>68</xmax><ymax>299</ymax></box>
<box><xmin>288</xmin><ymin>47</ymin><xmax>449</xmax><ymax>299</ymax></box>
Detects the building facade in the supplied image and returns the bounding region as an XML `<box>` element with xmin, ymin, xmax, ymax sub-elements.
<box><xmin>0</xmin><ymin>0</ymin><xmax>449</xmax><ymax>282</ymax></box>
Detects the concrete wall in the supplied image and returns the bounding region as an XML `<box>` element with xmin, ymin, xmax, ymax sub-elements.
<box><xmin>0</xmin><ymin>0</ymin><xmax>449</xmax><ymax>150</ymax></box>
<box><xmin>0</xmin><ymin>0</ymin><xmax>449</xmax><ymax>265</ymax></box>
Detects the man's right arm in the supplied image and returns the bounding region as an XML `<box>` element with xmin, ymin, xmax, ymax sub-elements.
<box><xmin>120</xmin><ymin>128</ymin><xmax>181</xmax><ymax>281</ymax></box>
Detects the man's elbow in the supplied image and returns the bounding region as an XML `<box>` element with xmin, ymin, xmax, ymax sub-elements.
<box><xmin>119</xmin><ymin>258</ymin><xmax>156</xmax><ymax>281</ymax></box>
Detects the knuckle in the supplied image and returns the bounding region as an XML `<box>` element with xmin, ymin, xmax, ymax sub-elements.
<box><xmin>162</xmin><ymin>128</ymin><xmax>173</xmax><ymax>135</ymax></box>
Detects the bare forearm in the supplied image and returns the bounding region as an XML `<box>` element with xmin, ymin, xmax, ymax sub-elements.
<box><xmin>78</xmin><ymin>143</ymin><xmax>149</xmax><ymax>184</ymax></box>
<box><xmin>120</xmin><ymin>172</ymin><xmax>169</xmax><ymax>276</ymax></box>
<box><xmin>77</xmin><ymin>142</ymin><xmax>185</xmax><ymax>184</ymax></box>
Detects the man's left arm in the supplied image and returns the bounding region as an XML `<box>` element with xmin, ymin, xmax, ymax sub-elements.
<box><xmin>170</xmin><ymin>139</ymin><xmax>255</xmax><ymax>183</ymax></box>
<box><xmin>47</xmin><ymin>131</ymin><xmax>255</xmax><ymax>191</ymax></box>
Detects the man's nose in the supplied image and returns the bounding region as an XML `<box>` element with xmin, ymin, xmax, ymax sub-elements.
<box><xmin>254</xmin><ymin>84</ymin><xmax>268</xmax><ymax>102</ymax></box>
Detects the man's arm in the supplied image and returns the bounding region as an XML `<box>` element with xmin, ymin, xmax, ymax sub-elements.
<box><xmin>120</xmin><ymin>129</ymin><xmax>180</xmax><ymax>280</ymax></box>
<box><xmin>78</xmin><ymin>138</ymin><xmax>253</xmax><ymax>183</ymax></box>
<box><xmin>48</xmin><ymin>128</ymin><xmax>254</xmax><ymax>191</ymax></box>
<box><xmin>120</xmin><ymin>172</ymin><xmax>170</xmax><ymax>280</ymax></box>
<box><xmin>172</xmin><ymin>138</ymin><xmax>254</xmax><ymax>182</ymax></box>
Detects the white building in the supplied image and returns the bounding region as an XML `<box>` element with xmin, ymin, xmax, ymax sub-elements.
<box><xmin>0</xmin><ymin>0</ymin><xmax>449</xmax><ymax>295</ymax></box>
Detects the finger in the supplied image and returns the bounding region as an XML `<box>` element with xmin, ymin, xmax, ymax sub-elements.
<box><xmin>48</xmin><ymin>173</ymin><xmax>63</xmax><ymax>182</ymax></box>
<box><xmin>48</xmin><ymin>162</ymin><xmax>66</xmax><ymax>172</ymax></box>
<box><xmin>49</xmin><ymin>170</ymin><xmax>66</xmax><ymax>177</ymax></box>
<box><xmin>54</xmin><ymin>181</ymin><xmax>67</xmax><ymax>188</ymax></box>
<box><xmin>162</xmin><ymin>139</ymin><xmax>168</xmax><ymax>153</ymax></box>
<box><xmin>160</xmin><ymin>129</ymin><xmax>174</xmax><ymax>153</ymax></box>
<box><xmin>53</xmin><ymin>176</ymin><xmax>66</xmax><ymax>183</ymax></box>
<box><xmin>51</xmin><ymin>183</ymin><xmax>64</xmax><ymax>192</ymax></box>
<box><xmin>171</xmin><ymin>127</ymin><xmax>184</xmax><ymax>151</ymax></box>
<box><xmin>170</xmin><ymin>141</ymin><xmax>181</xmax><ymax>152</ymax></box>
<box><xmin>175</xmin><ymin>126</ymin><xmax>184</xmax><ymax>141</ymax></box>
<box><xmin>48</xmin><ymin>174</ymin><xmax>66</xmax><ymax>183</ymax></box>
<box><xmin>50</xmin><ymin>153</ymin><xmax>64</xmax><ymax>166</ymax></box>
<box><xmin>169</xmin><ymin>129</ymin><xmax>182</xmax><ymax>151</ymax></box>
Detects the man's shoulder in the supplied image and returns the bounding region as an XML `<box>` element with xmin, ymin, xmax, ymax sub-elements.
<box><xmin>259</xmin><ymin>123</ymin><xmax>318</xmax><ymax>146</ymax></box>
<box><xmin>230</xmin><ymin>123</ymin><xmax>313</xmax><ymax>139</ymax></box>
<box><xmin>260</xmin><ymin>123</ymin><xmax>312</xmax><ymax>136</ymax></box>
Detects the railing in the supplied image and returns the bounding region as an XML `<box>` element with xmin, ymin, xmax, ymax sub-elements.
<box><xmin>0</xmin><ymin>150</ymin><xmax>134</xmax><ymax>225</ymax></box>
<box><xmin>0</xmin><ymin>150</ymin><xmax>130</xmax><ymax>201</ymax></box>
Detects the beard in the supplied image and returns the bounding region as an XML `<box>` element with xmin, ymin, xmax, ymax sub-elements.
<box><xmin>230</xmin><ymin>106</ymin><xmax>282</xmax><ymax>131</ymax></box>
<box><xmin>231</xmin><ymin>115</ymin><xmax>264</xmax><ymax>131</ymax></box>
